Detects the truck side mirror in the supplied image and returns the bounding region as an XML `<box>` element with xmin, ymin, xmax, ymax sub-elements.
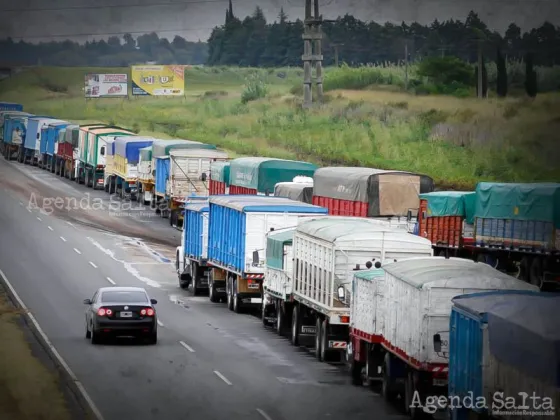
<box><xmin>337</xmin><ymin>285</ymin><xmax>345</xmax><ymax>300</ymax></box>
<box><xmin>252</xmin><ymin>250</ymin><xmax>259</xmax><ymax>265</ymax></box>
<box><xmin>201</xmin><ymin>172</ymin><xmax>207</xmax><ymax>182</ymax></box>
<box><xmin>100</xmin><ymin>146</ymin><xmax>105</xmax><ymax>156</ymax></box>
<box><xmin>433</xmin><ymin>334</ymin><xmax>442</xmax><ymax>352</ymax></box>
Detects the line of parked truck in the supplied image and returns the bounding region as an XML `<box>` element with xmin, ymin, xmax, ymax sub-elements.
<box><xmin>1</xmin><ymin>101</ymin><xmax>558</xmax><ymax>420</ymax></box>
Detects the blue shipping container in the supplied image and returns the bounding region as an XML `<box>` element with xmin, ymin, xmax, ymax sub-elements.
<box><xmin>114</xmin><ymin>137</ymin><xmax>154</xmax><ymax>163</ymax></box>
<box><xmin>155</xmin><ymin>157</ymin><xmax>170</xmax><ymax>195</ymax></box>
<box><xmin>40</xmin><ymin>127</ymin><xmax>49</xmax><ymax>154</ymax></box>
<box><xmin>184</xmin><ymin>201</ymin><xmax>210</xmax><ymax>260</ymax></box>
<box><xmin>25</xmin><ymin>118</ymin><xmax>62</xmax><ymax>151</ymax></box>
<box><xmin>0</xmin><ymin>102</ymin><xmax>23</xmax><ymax>112</ymax></box>
<box><xmin>46</xmin><ymin>122</ymin><xmax>69</xmax><ymax>155</ymax></box>
<box><xmin>207</xmin><ymin>195</ymin><xmax>328</xmax><ymax>273</ymax></box>
<box><xmin>3</xmin><ymin>116</ymin><xmax>29</xmax><ymax>145</ymax></box>
<box><xmin>449</xmin><ymin>290</ymin><xmax>560</xmax><ymax>418</ymax></box>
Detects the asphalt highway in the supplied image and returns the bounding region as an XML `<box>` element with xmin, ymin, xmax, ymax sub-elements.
<box><xmin>0</xmin><ymin>158</ymin><xmax>409</xmax><ymax>420</ymax></box>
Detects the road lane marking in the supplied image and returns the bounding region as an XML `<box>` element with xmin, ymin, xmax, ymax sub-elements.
<box><xmin>60</xmin><ymin>236</ymin><xmax>67</xmax><ymax>242</ymax></box>
<box><xmin>48</xmin><ymin>226</ymin><xmax>54</xmax><ymax>231</ymax></box>
<box><xmin>0</xmin><ymin>269</ymin><xmax>105</xmax><ymax>420</ymax></box>
<box><xmin>256</xmin><ymin>409</ymin><xmax>273</xmax><ymax>420</ymax></box>
<box><xmin>89</xmin><ymin>262</ymin><xmax>97</xmax><ymax>269</ymax></box>
<box><xmin>27</xmin><ymin>208</ymin><xmax>31</xmax><ymax>213</ymax></box>
<box><xmin>106</xmin><ymin>277</ymin><xmax>116</xmax><ymax>285</ymax></box>
<box><xmin>213</xmin><ymin>370</ymin><xmax>232</xmax><ymax>385</ymax></box>
<box><xmin>179</xmin><ymin>341</ymin><xmax>195</xmax><ymax>352</ymax></box>
<box><xmin>36</xmin><ymin>217</ymin><xmax>42</xmax><ymax>221</ymax></box>
<box><xmin>74</xmin><ymin>248</ymin><xmax>81</xmax><ymax>254</ymax></box>
<box><xmin>19</xmin><ymin>201</ymin><xmax>23</xmax><ymax>206</ymax></box>
<box><xmin>157</xmin><ymin>320</ymin><xmax>164</xmax><ymax>327</ymax></box>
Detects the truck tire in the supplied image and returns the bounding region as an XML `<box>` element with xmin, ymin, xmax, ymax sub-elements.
<box><xmin>227</xmin><ymin>277</ymin><xmax>234</xmax><ymax>311</ymax></box>
<box><xmin>351</xmin><ymin>356</ymin><xmax>364</xmax><ymax>386</ymax></box>
<box><xmin>314</xmin><ymin>317</ymin><xmax>323</xmax><ymax>360</ymax></box>
<box><xmin>276</xmin><ymin>304</ymin><xmax>284</xmax><ymax>335</ymax></box>
<box><xmin>320</xmin><ymin>319</ymin><xmax>329</xmax><ymax>362</ymax></box>
<box><xmin>291</xmin><ymin>305</ymin><xmax>300</xmax><ymax>346</ymax></box>
<box><xmin>191</xmin><ymin>262</ymin><xmax>201</xmax><ymax>296</ymax></box>
<box><xmin>382</xmin><ymin>353</ymin><xmax>398</xmax><ymax>402</ymax></box>
<box><xmin>529</xmin><ymin>258</ymin><xmax>544</xmax><ymax>289</ymax></box>
<box><xmin>232</xmin><ymin>279</ymin><xmax>242</xmax><ymax>314</ymax></box>
<box><xmin>209</xmin><ymin>281</ymin><xmax>219</xmax><ymax>303</ymax></box>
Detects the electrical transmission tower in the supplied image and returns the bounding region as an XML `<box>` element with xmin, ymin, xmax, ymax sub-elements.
<box><xmin>302</xmin><ymin>0</ymin><xmax>323</xmax><ymax>108</ymax></box>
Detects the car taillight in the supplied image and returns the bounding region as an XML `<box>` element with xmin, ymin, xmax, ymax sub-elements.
<box><xmin>97</xmin><ymin>308</ymin><xmax>112</xmax><ymax>316</ymax></box>
<box><xmin>140</xmin><ymin>308</ymin><xmax>154</xmax><ymax>316</ymax></box>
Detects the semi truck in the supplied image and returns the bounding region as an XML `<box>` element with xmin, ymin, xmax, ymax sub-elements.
<box><xmin>312</xmin><ymin>167</ymin><xmax>435</xmax><ymax>232</ymax></box>
<box><xmin>142</xmin><ymin>139</ymin><xmax>217</xmax><ymax>213</ymax></box>
<box><xmin>209</xmin><ymin>161</ymin><xmax>230</xmax><ymax>194</ymax></box>
<box><xmin>347</xmin><ymin>257</ymin><xmax>537</xmax><ymax>418</ymax></box>
<box><xmin>154</xmin><ymin>147</ymin><xmax>228</xmax><ymax>227</ymax></box>
<box><xmin>416</xmin><ymin>182</ymin><xmax>560</xmax><ymax>289</ymax></box>
<box><xmin>2</xmin><ymin>113</ymin><xmax>33</xmax><ymax>160</ymax></box>
<box><xmin>273</xmin><ymin>177</ymin><xmax>314</xmax><ymax>203</ymax></box>
<box><xmin>205</xmin><ymin>195</ymin><xmax>328</xmax><ymax>311</ymax></box>
<box><xmin>284</xmin><ymin>217</ymin><xmax>433</xmax><ymax>363</ymax></box>
<box><xmin>228</xmin><ymin>157</ymin><xmax>318</xmax><ymax>195</ymax></box>
<box><xmin>110</xmin><ymin>137</ymin><xmax>154</xmax><ymax>199</ymax></box>
<box><xmin>22</xmin><ymin>117</ymin><xmax>65</xmax><ymax>165</ymax></box>
<box><xmin>42</xmin><ymin>121</ymin><xmax>70</xmax><ymax>171</ymax></box>
<box><xmin>449</xmin><ymin>291</ymin><xmax>557</xmax><ymax>420</ymax></box>
<box><xmin>54</xmin><ymin>124</ymin><xmax>79</xmax><ymax>178</ymax></box>
<box><xmin>76</xmin><ymin>126</ymin><xmax>135</xmax><ymax>189</ymax></box>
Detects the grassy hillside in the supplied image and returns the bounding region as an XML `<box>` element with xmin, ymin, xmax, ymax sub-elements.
<box><xmin>1</xmin><ymin>65</ymin><xmax>559</xmax><ymax>189</ymax></box>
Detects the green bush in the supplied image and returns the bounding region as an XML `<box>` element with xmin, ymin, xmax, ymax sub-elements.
<box><xmin>417</xmin><ymin>56</ymin><xmax>473</xmax><ymax>86</ymax></box>
<box><xmin>241</xmin><ymin>72</ymin><xmax>269</xmax><ymax>104</ymax></box>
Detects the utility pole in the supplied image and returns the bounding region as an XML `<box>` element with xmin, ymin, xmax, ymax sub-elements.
<box><xmin>302</xmin><ymin>0</ymin><xmax>323</xmax><ymax>108</ymax></box>
<box><xmin>404</xmin><ymin>41</ymin><xmax>408</xmax><ymax>90</ymax></box>
<box><xmin>331</xmin><ymin>43</ymin><xmax>343</xmax><ymax>67</ymax></box>
<box><xmin>477</xmin><ymin>40</ymin><xmax>483</xmax><ymax>98</ymax></box>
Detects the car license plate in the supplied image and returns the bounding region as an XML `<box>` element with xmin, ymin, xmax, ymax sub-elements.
<box><xmin>433</xmin><ymin>378</ymin><xmax>448</xmax><ymax>387</ymax></box>
<box><xmin>120</xmin><ymin>311</ymin><xmax>132</xmax><ymax>318</ymax></box>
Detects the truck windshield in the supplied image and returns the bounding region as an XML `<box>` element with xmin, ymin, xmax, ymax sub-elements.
<box><xmin>101</xmin><ymin>291</ymin><xmax>148</xmax><ymax>303</ymax></box>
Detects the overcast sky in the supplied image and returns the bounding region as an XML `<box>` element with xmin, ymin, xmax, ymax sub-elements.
<box><xmin>1</xmin><ymin>0</ymin><xmax>559</xmax><ymax>43</ymax></box>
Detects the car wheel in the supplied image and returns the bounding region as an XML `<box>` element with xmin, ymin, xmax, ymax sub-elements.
<box><xmin>148</xmin><ymin>331</ymin><xmax>157</xmax><ymax>345</ymax></box>
<box><xmin>90</xmin><ymin>324</ymin><xmax>101</xmax><ymax>345</ymax></box>
<box><xmin>85</xmin><ymin>320</ymin><xmax>91</xmax><ymax>339</ymax></box>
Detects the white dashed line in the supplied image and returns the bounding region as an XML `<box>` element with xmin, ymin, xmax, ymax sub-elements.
<box><xmin>47</xmin><ymin>226</ymin><xmax>54</xmax><ymax>231</ymax></box>
<box><xmin>256</xmin><ymin>409</ymin><xmax>273</xmax><ymax>420</ymax></box>
<box><xmin>36</xmin><ymin>217</ymin><xmax>42</xmax><ymax>221</ymax></box>
<box><xmin>106</xmin><ymin>277</ymin><xmax>116</xmax><ymax>285</ymax></box>
<box><xmin>74</xmin><ymin>248</ymin><xmax>81</xmax><ymax>255</ymax></box>
<box><xmin>157</xmin><ymin>320</ymin><xmax>164</xmax><ymax>327</ymax></box>
<box><xmin>19</xmin><ymin>202</ymin><xmax>23</xmax><ymax>206</ymax></box>
<box><xmin>60</xmin><ymin>236</ymin><xmax>67</xmax><ymax>242</ymax></box>
<box><xmin>89</xmin><ymin>261</ymin><xmax>97</xmax><ymax>269</ymax></box>
<box><xmin>179</xmin><ymin>341</ymin><xmax>195</xmax><ymax>353</ymax></box>
<box><xmin>27</xmin><ymin>208</ymin><xmax>31</xmax><ymax>213</ymax></box>
<box><xmin>213</xmin><ymin>370</ymin><xmax>232</xmax><ymax>385</ymax></box>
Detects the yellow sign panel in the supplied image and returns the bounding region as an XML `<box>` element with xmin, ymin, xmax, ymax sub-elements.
<box><xmin>131</xmin><ymin>65</ymin><xmax>185</xmax><ymax>96</ymax></box>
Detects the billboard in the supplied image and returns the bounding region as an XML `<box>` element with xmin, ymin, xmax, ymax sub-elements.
<box><xmin>131</xmin><ymin>65</ymin><xmax>185</xmax><ymax>96</ymax></box>
<box><xmin>84</xmin><ymin>73</ymin><xmax>128</xmax><ymax>98</ymax></box>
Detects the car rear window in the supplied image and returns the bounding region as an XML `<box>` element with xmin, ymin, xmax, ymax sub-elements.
<box><xmin>101</xmin><ymin>291</ymin><xmax>148</xmax><ymax>303</ymax></box>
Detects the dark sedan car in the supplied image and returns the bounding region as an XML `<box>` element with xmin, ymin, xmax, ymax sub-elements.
<box><xmin>84</xmin><ymin>286</ymin><xmax>158</xmax><ymax>344</ymax></box>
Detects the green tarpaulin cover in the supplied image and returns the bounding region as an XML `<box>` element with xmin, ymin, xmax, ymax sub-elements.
<box><xmin>210</xmin><ymin>161</ymin><xmax>230</xmax><ymax>184</ymax></box>
<box><xmin>151</xmin><ymin>139</ymin><xmax>216</xmax><ymax>157</ymax></box>
<box><xmin>266</xmin><ymin>229</ymin><xmax>294</xmax><ymax>270</ymax></box>
<box><xmin>419</xmin><ymin>191</ymin><xmax>475</xmax><ymax>223</ymax></box>
<box><xmin>139</xmin><ymin>146</ymin><xmax>152</xmax><ymax>162</ymax></box>
<box><xmin>229</xmin><ymin>157</ymin><xmax>318</xmax><ymax>193</ymax></box>
<box><xmin>474</xmin><ymin>182</ymin><xmax>560</xmax><ymax>228</ymax></box>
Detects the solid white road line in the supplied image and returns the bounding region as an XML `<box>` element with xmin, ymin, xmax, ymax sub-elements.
<box><xmin>47</xmin><ymin>226</ymin><xmax>54</xmax><ymax>231</ymax></box>
<box><xmin>0</xmin><ymin>268</ymin><xmax>105</xmax><ymax>420</ymax></box>
<box><xmin>106</xmin><ymin>277</ymin><xmax>116</xmax><ymax>285</ymax></box>
<box><xmin>36</xmin><ymin>217</ymin><xmax>42</xmax><ymax>221</ymax></box>
<box><xmin>213</xmin><ymin>370</ymin><xmax>232</xmax><ymax>385</ymax></box>
<box><xmin>89</xmin><ymin>261</ymin><xmax>97</xmax><ymax>269</ymax></box>
<box><xmin>74</xmin><ymin>248</ymin><xmax>81</xmax><ymax>254</ymax></box>
<box><xmin>179</xmin><ymin>341</ymin><xmax>195</xmax><ymax>353</ymax></box>
<box><xmin>256</xmin><ymin>408</ymin><xmax>273</xmax><ymax>420</ymax></box>
<box><xmin>157</xmin><ymin>320</ymin><xmax>164</xmax><ymax>327</ymax></box>
<box><xmin>60</xmin><ymin>236</ymin><xmax>67</xmax><ymax>242</ymax></box>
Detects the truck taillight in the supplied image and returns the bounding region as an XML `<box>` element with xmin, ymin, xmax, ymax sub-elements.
<box><xmin>339</xmin><ymin>315</ymin><xmax>350</xmax><ymax>323</ymax></box>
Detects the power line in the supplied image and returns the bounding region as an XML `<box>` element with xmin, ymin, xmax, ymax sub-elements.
<box><xmin>5</xmin><ymin>27</ymin><xmax>214</xmax><ymax>40</ymax></box>
<box><xmin>0</xmin><ymin>0</ymin><xmax>234</xmax><ymax>13</ymax></box>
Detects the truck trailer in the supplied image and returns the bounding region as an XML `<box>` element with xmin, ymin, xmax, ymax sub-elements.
<box><xmin>209</xmin><ymin>161</ymin><xmax>230</xmax><ymax>194</ymax></box>
<box><xmin>154</xmin><ymin>147</ymin><xmax>228</xmax><ymax>227</ymax></box>
<box><xmin>312</xmin><ymin>167</ymin><xmax>435</xmax><ymax>232</ymax></box>
<box><xmin>2</xmin><ymin>113</ymin><xmax>33</xmax><ymax>160</ymax></box>
<box><xmin>137</xmin><ymin>146</ymin><xmax>153</xmax><ymax>204</ymax></box>
<box><xmin>350</xmin><ymin>257</ymin><xmax>537</xmax><ymax>418</ymax></box>
<box><xmin>22</xmin><ymin>117</ymin><xmax>64</xmax><ymax>165</ymax></box>
<box><xmin>110</xmin><ymin>137</ymin><xmax>154</xmax><ymax>199</ymax></box>
<box><xmin>273</xmin><ymin>177</ymin><xmax>314</xmax><ymax>203</ymax></box>
<box><xmin>143</xmin><ymin>139</ymin><xmax>217</xmax><ymax>214</ymax></box>
<box><xmin>286</xmin><ymin>217</ymin><xmax>433</xmax><ymax>363</ymax></box>
<box><xmin>206</xmin><ymin>195</ymin><xmax>328</xmax><ymax>311</ymax></box>
<box><xmin>41</xmin><ymin>121</ymin><xmax>69</xmax><ymax>171</ymax></box>
<box><xmin>449</xmin><ymin>291</ymin><xmax>557</xmax><ymax>420</ymax></box>
<box><xmin>54</xmin><ymin>125</ymin><xmax>79</xmax><ymax>178</ymax></box>
<box><xmin>228</xmin><ymin>157</ymin><xmax>318</xmax><ymax>195</ymax></box>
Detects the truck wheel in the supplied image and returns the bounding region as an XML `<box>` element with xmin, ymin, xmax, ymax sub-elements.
<box><xmin>209</xmin><ymin>280</ymin><xmax>219</xmax><ymax>303</ymax></box>
<box><xmin>291</xmin><ymin>305</ymin><xmax>300</xmax><ymax>346</ymax></box>
<box><xmin>529</xmin><ymin>258</ymin><xmax>544</xmax><ymax>289</ymax></box>
<box><xmin>261</xmin><ymin>300</ymin><xmax>269</xmax><ymax>327</ymax></box>
<box><xmin>320</xmin><ymin>319</ymin><xmax>329</xmax><ymax>362</ymax></box>
<box><xmin>382</xmin><ymin>353</ymin><xmax>398</xmax><ymax>402</ymax></box>
<box><xmin>314</xmin><ymin>317</ymin><xmax>323</xmax><ymax>361</ymax></box>
<box><xmin>227</xmin><ymin>277</ymin><xmax>234</xmax><ymax>311</ymax></box>
<box><xmin>351</xmin><ymin>357</ymin><xmax>364</xmax><ymax>386</ymax></box>
<box><xmin>191</xmin><ymin>263</ymin><xmax>201</xmax><ymax>296</ymax></box>
<box><xmin>275</xmin><ymin>304</ymin><xmax>284</xmax><ymax>335</ymax></box>
<box><xmin>232</xmin><ymin>279</ymin><xmax>242</xmax><ymax>314</ymax></box>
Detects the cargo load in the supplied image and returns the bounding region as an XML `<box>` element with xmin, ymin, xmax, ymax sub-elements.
<box><xmin>209</xmin><ymin>161</ymin><xmax>230</xmax><ymax>194</ymax></box>
<box><xmin>312</xmin><ymin>167</ymin><xmax>435</xmax><ymax>220</ymax></box>
<box><xmin>228</xmin><ymin>157</ymin><xmax>318</xmax><ymax>195</ymax></box>
<box><xmin>113</xmin><ymin>137</ymin><xmax>154</xmax><ymax>179</ymax></box>
<box><xmin>138</xmin><ymin>146</ymin><xmax>153</xmax><ymax>182</ymax></box>
<box><xmin>1</xmin><ymin>114</ymin><xmax>34</xmax><ymax>161</ymax></box>
<box><xmin>418</xmin><ymin>191</ymin><xmax>475</xmax><ymax>249</ymax></box>
<box><xmin>474</xmin><ymin>182</ymin><xmax>560</xmax><ymax>253</ymax></box>
<box><xmin>449</xmin><ymin>291</ymin><xmax>556</xmax><ymax>420</ymax></box>
<box><xmin>24</xmin><ymin>118</ymin><xmax>65</xmax><ymax>164</ymax></box>
<box><xmin>55</xmin><ymin>125</ymin><xmax>79</xmax><ymax>179</ymax></box>
<box><xmin>151</xmin><ymin>139</ymin><xmax>216</xmax><ymax>158</ymax></box>
<box><xmin>264</xmin><ymin>227</ymin><xmax>295</xmax><ymax>301</ymax></box>
<box><xmin>274</xmin><ymin>177</ymin><xmax>314</xmax><ymax>204</ymax></box>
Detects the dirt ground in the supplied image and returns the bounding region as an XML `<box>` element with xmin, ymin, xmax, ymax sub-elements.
<box><xmin>0</xmin><ymin>286</ymin><xmax>74</xmax><ymax>420</ymax></box>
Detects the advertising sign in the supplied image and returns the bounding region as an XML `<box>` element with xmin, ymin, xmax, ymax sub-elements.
<box><xmin>84</xmin><ymin>73</ymin><xmax>128</xmax><ymax>98</ymax></box>
<box><xmin>130</xmin><ymin>65</ymin><xmax>185</xmax><ymax>96</ymax></box>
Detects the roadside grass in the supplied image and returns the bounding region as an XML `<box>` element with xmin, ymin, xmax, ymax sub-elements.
<box><xmin>0</xmin><ymin>288</ymin><xmax>72</xmax><ymax>420</ymax></box>
<box><xmin>1</xmin><ymin>66</ymin><xmax>559</xmax><ymax>189</ymax></box>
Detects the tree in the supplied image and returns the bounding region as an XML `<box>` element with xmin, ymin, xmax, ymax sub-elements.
<box><xmin>474</xmin><ymin>56</ymin><xmax>488</xmax><ymax>97</ymax></box>
<box><xmin>496</xmin><ymin>47</ymin><xmax>508</xmax><ymax>97</ymax></box>
<box><xmin>416</xmin><ymin>56</ymin><xmax>472</xmax><ymax>86</ymax></box>
<box><xmin>524</xmin><ymin>52</ymin><xmax>538</xmax><ymax>97</ymax></box>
